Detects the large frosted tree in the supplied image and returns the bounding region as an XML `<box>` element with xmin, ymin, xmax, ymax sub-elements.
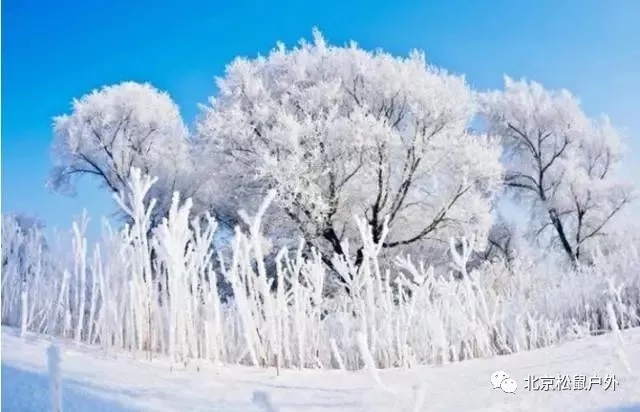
<box><xmin>479</xmin><ymin>77</ymin><xmax>635</xmax><ymax>265</ymax></box>
<box><xmin>196</xmin><ymin>30</ymin><xmax>503</xmax><ymax>274</ymax></box>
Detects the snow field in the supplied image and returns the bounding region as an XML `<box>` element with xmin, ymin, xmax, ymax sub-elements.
<box><xmin>2</xmin><ymin>326</ymin><xmax>640</xmax><ymax>411</ymax></box>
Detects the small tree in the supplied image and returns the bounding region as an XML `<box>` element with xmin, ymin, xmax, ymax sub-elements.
<box><xmin>196</xmin><ymin>30</ymin><xmax>503</xmax><ymax>280</ymax></box>
<box><xmin>479</xmin><ymin>77</ymin><xmax>635</xmax><ymax>265</ymax></box>
<box><xmin>49</xmin><ymin>81</ymin><xmax>198</xmax><ymax>227</ymax></box>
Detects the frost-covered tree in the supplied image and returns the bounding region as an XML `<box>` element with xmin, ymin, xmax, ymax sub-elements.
<box><xmin>479</xmin><ymin>77</ymin><xmax>635</xmax><ymax>265</ymax></box>
<box><xmin>49</xmin><ymin>82</ymin><xmax>199</xmax><ymax>226</ymax></box>
<box><xmin>196</xmin><ymin>30</ymin><xmax>503</xmax><ymax>274</ymax></box>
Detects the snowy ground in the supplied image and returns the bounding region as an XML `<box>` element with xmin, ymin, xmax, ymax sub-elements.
<box><xmin>2</xmin><ymin>326</ymin><xmax>640</xmax><ymax>412</ymax></box>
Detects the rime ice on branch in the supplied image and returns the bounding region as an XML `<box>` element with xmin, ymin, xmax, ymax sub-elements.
<box><xmin>196</xmin><ymin>29</ymin><xmax>503</xmax><ymax>274</ymax></box>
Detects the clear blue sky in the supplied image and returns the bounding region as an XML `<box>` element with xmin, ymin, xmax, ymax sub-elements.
<box><xmin>3</xmin><ymin>0</ymin><xmax>639</xmax><ymax>242</ymax></box>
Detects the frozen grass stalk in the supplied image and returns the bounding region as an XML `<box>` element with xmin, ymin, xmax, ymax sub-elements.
<box><xmin>47</xmin><ymin>344</ymin><xmax>62</xmax><ymax>412</ymax></box>
<box><xmin>1</xmin><ymin>167</ymin><xmax>639</xmax><ymax>376</ymax></box>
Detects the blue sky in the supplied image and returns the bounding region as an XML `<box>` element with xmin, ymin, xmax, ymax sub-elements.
<box><xmin>3</xmin><ymin>0</ymin><xmax>639</xmax><ymax>242</ymax></box>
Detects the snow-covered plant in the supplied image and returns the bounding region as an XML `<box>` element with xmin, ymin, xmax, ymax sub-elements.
<box><xmin>1</xmin><ymin>214</ymin><xmax>50</xmax><ymax>336</ymax></box>
<box><xmin>49</xmin><ymin>81</ymin><xmax>200</xmax><ymax>226</ymax></box>
<box><xmin>479</xmin><ymin>77</ymin><xmax>636</xmax><ymax>265</ymax></box>
<box><xmin>47</xmin><ymin>344</ymin><xmax>63</xmax><ymax>412</ymax></box>
<box><xmin>196</xmin><ymin>29</ymin><xmax>503</xmax><ymax>272</ymax></box>
<box><xmin>3</xmin><ymin>168</ymin><xmax>639</xmax><ymax>375</ymax></box>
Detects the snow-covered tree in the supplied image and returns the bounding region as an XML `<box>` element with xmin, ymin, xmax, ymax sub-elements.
<box><xmin>479</xmin><ymin>77</ymin><xmax>636</xmax><ymax>265</ymax></box>
<box><xmin>196</xmin><ymin>30</ymin><xmax>503</xmax><ymax>274</ymax></box>
<box><xmin>49</xmin><ymin>82</ymin><xmax>199</xmax><ymax>226</ymax></box>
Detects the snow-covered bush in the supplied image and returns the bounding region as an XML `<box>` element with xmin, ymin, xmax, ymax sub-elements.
<box><xmin>3</xmin><ymin>167</ymin><xmax>639</xmax><ymax>371</ymax></box>
<box><xmin>1</xmin><ymin>214</ymin><xmax>54</xmax><ymax>336</ymax></box>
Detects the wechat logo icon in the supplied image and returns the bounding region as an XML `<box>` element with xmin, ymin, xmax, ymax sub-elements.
<box><xmin>491</xmin><ymin>370</ymin><xmax>518</xmax><ymax>394</ymax></box>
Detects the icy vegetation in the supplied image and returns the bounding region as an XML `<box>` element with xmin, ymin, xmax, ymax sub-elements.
<box><xmin>2</xmin><ymin>30</ymin><xmax>640</xmax><ymax>398</ymax></box>
<box><xmin>2</xmin><ymin>168</ymin><xmax>639</xmax><ymax>372</ymax></box>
